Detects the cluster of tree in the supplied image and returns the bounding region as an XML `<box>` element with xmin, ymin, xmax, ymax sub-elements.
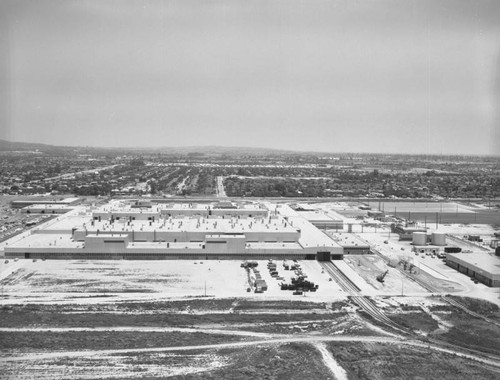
<box><xmin>224</xmin><ymin>177</ymin><xmax>336</xmax><ymax>197</ymax></box>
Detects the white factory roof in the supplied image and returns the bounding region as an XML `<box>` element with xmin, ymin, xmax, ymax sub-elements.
<box><xmin>80</xmin><ymin>216</ymin><xmax>298</xmax><ymax>234</ymax></box>
<box><xmin>328</xmin><ymin>232</ymin><xmax>371</xmax><ymax>247</ymax></box>
<box><xmin>94</xmin><ymin>205</ymin><xmax>162</xmax><ymax>213</ymax></box>
<box><xmin>287</xmin><ymin>216</ymin><xmax>340</xmax><ymax>248</ymax></box>
<box><xmin>7</xmin><ymin>233</ymin><xmax>82</xmax><ymax>248</ymax></box>
<box><xmin>448</xmin><ymin>253</ymin><xmax>500</xmax><ymax>277</ymax></box>
<box><xmin>273</xmin><ymin>204</ymin><xmax>341</xmax><ymax>249</ymax></box>
<box><xmin>296</xmin><ymin>210</ymin><xmax>342</xmax><ymax>222</ymax></box>
<box><xmin>246</xmin><ymin>242</ymin><xmax>302</xmax><ymax>250</ymax></box>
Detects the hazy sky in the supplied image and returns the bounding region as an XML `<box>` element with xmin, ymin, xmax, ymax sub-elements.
<box><xmin>1</xmin><ymin>0</ymin><xmax>499</xmax><ymax>155</ymax></box>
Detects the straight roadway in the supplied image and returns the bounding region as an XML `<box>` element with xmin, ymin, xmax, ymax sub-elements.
<box><xmin>216</xmin><ymin>176</ymin><xmax>227</xmax><ymax>198</ymax></box>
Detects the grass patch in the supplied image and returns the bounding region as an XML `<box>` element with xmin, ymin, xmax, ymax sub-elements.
<box><xmin>388</xmin><ymin>312</ymin><xmax>439</xmax><ymax>334</ymax></box>
<box><xmin>167</xmin><ymin>343</ymin><xmax>332</xmax><ymax>380</ymax></box>
<box><xmin>233</xmin><ymin>300</ymin><xmax>340</xmax><ymax>311</ymax></box>
<box><xmin>0</xmin><ymin>309</ymin><xmax>343</xmax><ymax>328</ymax></box>
<box><xmin>436</xmin><ymin>322</ymin><xmax>500</xmax><ymax>356</ymax></box>
<box><xmin>330</xmin><ymin>342</ymin><xmax>499</xmax><ymax>380</ymax></box>
<box><xmin>448</xmin><ymin>296</ymin><xmax>500</xmax><ymax>320</ymax></box>
<box><xmin>0</xmin><ymin>331</ymin><xmax>245</xmax><ymax>352</ymax></box>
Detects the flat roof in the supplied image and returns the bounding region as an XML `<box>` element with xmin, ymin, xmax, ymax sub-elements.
<box><xmin>246</xmin><ymin>242</ymin><xmax>302</xmax><ymax>250</ymax></box>
<box><xmin>296</xmin><ymin>211</ymin><xmax>342</xmax><ymax>222</ymax></box>
<box><xmin>287</xmin><ymin>216</ymin><xmax>340</xmax><ymax>248</ymax></box>
<box><xmin>7</xmin><ymin>233</ymin><xmax>82</xmax><ymax>248</ymax></box>
<box><xmin>81</xmin><ymin>216</ymin><xmax>299</xmax><ymax>235</ymax></box>
<box><xmin>94</xmin><ymin>205</ymin><xmax>162</xmax><ymax>213</ymax></box>
<box><xmin>328</xmin><ymin>232</ymin><xmax>370</xmax><ymax>248</ymax></box>
<box><xmin>42</xmin><ymin>215</ymin><xmax>91</xmax><ymax>230</ymax></box>
<box><xmin>23</xmin><ymin>204</ymin><xmax>73</xmax><ymax>209</ymax></box>
<box><xmin>448</xmin><ymin>253</ymin><xmax>500</xmax><ymax>276</ymax></box>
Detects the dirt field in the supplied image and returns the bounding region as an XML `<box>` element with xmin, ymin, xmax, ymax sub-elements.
<box><xmin>330</xmin><ymin>342</ymin><xmax>500</xmax><ymax>380</ymax></box>
<box><xmin>378</xmin><ymin>296</ymin><xmax>500</xmax><ymax>356</ymax></box>
<box><xmin>2</xmin><ymin>258</ymin><xmax>500</xmax><ymax>379</ymax></box>
<box><xmin>0</xmin><ymin>259</ymin><xmax>344</xmax><ymax>303</ymax></box>
<box><xmin>0</xmin><ymin>331</ymin><xmax>248</xmax><ymax>352</ymax></box>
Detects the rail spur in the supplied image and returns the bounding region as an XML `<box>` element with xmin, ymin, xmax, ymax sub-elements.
<box><xmin>320</xmin><ymin>261</ymin><xmax>408</xmax><ymax>334</ymax></box>
<box><xmin>370</xmin><ymin>247</ymin><xmax>500</xmax><ymax>329</ymax></box>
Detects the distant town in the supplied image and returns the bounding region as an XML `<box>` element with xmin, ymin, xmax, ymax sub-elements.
<box><xmin>0</xmin><ymin>139</ymin><xmax>498</xmax><ymax>200</ymax></box>
<box><xmin>1</xmin><ymin>139</ymin><xmax>500</xmax><ymax>379</ymax></box>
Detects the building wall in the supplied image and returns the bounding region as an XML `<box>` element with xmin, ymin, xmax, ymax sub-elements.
<box><xmin>343</xmin><ymin>247</ymin><xmax>370</xmax><ymax>255</ymax></box>
<box><xmin>5</xmin><ymin>244</ymin><xmax>337</xmax><ymax>260</ymax></box>
<box><xmin>160</xmin><ymin>208</ymin><xmax>268</xmax><ymax>218</ymax></box>
<box><xmin>73</xmin><ymin>228</ymin><xmax>300</xmax><ymax>244</ymax></box>
<box><xmin>93</xmin><ymin>211</ymin><xmax>161</xmax><ymax>221</ymax></box>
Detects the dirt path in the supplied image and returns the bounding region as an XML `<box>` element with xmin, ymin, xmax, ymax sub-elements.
<box><xmin>2</xmin><ymin>335</ymin><xmax>499</xmax><ymax>369</ymax></box>
<box><xmin>314</xmin><ymin>342</ymin><xmax>348</xmax><ymax>380</ymax></box>
<box><xmin>216</xmin><ymin>176</ymin><xmax>227</xmax><ymax>197</ymax></box>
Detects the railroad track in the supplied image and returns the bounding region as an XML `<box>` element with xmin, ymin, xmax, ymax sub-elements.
<box><xmin>320</xmin><ymin>261</ymin><xmax>408</xmax><ymax>333</ymax></box>
<box><xmin>322</xmin><ymin>256</ymin><xmax>500</xmax><ymax>365</ymax></box>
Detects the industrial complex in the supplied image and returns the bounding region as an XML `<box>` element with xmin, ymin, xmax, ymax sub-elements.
<box><xmin>2</xmin><ymin>196</ymin><xmax>500</xmax><ymax>380</ymax></box>
<box><xmin>4</xmin><ymin>199</ymin><xmax>342</xmax><ymax>261</ymax></box>
<box><xmin>4</xmin><ymin>197</ymin><xmax>500</xmax><ymax>288</ymax></box>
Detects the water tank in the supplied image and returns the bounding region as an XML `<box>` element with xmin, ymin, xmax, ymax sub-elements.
<box><xmin>432</xmin><ymin>232</ymin><xmax>446</xmax><ymax>246</ymax></box>
<box><xmin>412</xmin><ymin>232</ymin><xmax>427</xmax><ymax>246</ymax></box>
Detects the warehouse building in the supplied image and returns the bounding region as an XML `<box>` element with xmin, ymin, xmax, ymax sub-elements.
<box><xmin>21</xmin><ymin>204</ymin><xmax>75</xmax><ymax>215</ymax></box>
<box><xmin>11</xmin><ymin>197</ymin><xmax>81</xmax><ymax>209</ymax></box>
<box><xmin>446</xmin><ymin>253</ymin><xmax>500</xmax><ymax>287</ymax></box>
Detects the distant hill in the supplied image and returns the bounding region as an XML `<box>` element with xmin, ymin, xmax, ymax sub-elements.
<box><xmin>0</xmin><ymin>139</ymin><xmax>299</xmax><ymax>156</ymax></box>
<box><xmin>150</xmin><ymin>145</ymin><xmax>298</xmax><ymax>155</ymax></box>
<box><xmin>0</xmin><ymin>139</ymin><xmax>59</xmax><ymax>152</ymax></box>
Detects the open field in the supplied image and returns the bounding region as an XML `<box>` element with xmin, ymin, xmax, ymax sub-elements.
<box><xmin>1</xmin><ymin>258</ymin><xmax>500</xmax><ymax>379</ymax></box>
<box><xmin>377</xmin><ymin>296</ymin><xmax>500</xmax><ymax>356</ymax></box>
<box><xmin>0</xmin><ymin>331</ymin><xmax>248</xmax><ymax>352</ymax></box>
<box><xmin>2</xmin><ymin>295</ymin><xmax>500</xmax><ymax>378</ymax></box>
<box><xmin>0</xmin><ymin>259</ymin><xmax>344</xmax><ymax>304</ymax></box>
<box><xmin>0</xmin><ymin>304</ymin><xmax>350</xmax><ymax>329</ymax></box>
<box><xmin>1</xmin><ymin>344</ymin><xmax>335</xmax><ymax>380</ymax></box>
<box><xmin>330</xmin><ymin>341</ymin><xmax>500</xmax><ymax>380</ymax></box>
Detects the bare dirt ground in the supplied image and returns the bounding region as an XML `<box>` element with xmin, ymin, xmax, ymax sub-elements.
<box><xmin>0</xmin><ymin>259</ymin><xmax>343</xmax><ymax>304</ymax></box>
<box><xmin>2</xmin><ymin>259</ymin><xmax>500</xmax><ymax>379</ymax></box>
<box><xmin>330</xmin><ymin>341</ymin><xmax>500</xmax><ymax>380</ymax></box>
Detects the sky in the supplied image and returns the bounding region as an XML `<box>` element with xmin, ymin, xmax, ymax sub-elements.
<box><xmin>1</xmin><ymin>0</ymin><xmax>499</xmax><ymax>155</ymax></box>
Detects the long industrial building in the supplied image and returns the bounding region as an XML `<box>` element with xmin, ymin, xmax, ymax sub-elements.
<box><xmin>5</xmin><ymin>200</ymin><xmax>343</xmax><ymax>260</ymax></box>
<box><xmin>446</xmin><ymin>253</ymin><xmax>500</xmax><ymax>287</ymax></box>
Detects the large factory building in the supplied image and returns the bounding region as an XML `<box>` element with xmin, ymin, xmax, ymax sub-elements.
<box><xmin>5</xmin><ymin>200</ymin><xmax>343</xmax><ymax>260</ymax></box>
